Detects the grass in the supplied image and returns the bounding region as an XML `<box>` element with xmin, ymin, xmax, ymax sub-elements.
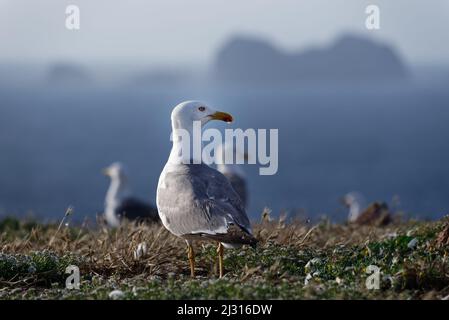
<box><xmin>0</xmin><ymin>213</ymin><xmax>449</xmax><ymax>299</ymax></box>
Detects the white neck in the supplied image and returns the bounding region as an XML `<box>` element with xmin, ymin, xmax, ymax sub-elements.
<box><xmin>105</xmin><ymin>176</ymin><xmax>131</xmax><ymax>227</ymax></box>
<box><xmin>167</xmin><ymin>120</ymin><xmax>203</xmax><ymax>165</ymax></box>
<box><xmin>348</xmin><ymin>202</ymin><xmax>363</xmax><ymax>222</ymax></box>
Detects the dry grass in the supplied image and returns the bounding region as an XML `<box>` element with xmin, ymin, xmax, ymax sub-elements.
<box><xmin>0</xmin><ymin>213</ymin><xmax>448</xmax><ymax>299</ymax></box>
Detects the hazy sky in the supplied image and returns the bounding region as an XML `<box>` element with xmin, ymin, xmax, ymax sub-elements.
<box><xmin>1</xmin><ymin>0</ymin><xmax>448</xmax><ymax>66</ymax></box>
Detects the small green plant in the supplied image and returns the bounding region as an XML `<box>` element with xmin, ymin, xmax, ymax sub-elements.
<box><xmin>0</xmin><ymin>215</ymin><xmax>448</xmax><ymax>299</ymax></box>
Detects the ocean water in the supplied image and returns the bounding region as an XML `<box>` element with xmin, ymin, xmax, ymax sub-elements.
<box><xmin>1</xmin><ymin>83</ymin><xmax>448</xmax><ymax>222</ymax></box>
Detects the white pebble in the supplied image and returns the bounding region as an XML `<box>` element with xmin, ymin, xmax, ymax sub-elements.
<box><xmin>305</xmin><ymin>258</ymin><xmax>321</xmax><ymax>270</ymax></box>
<box><xmin>133</xmin><ymin>242</ymin><xmax>148</xmax><ymax>260</ymax></box>
<box><xmin>304</xmin><ymin>273</ymin><xmax>313</xmax><ymax>285</ymax></box>
<box><xmin>407</xmin><ymin>238</ymin><xmax>418</xmax><ymax>249</ymax></box>
<box><xmin>109</xmin><ymin>290</ymin><xmax>125</xmax><ymax>300</ymax></box>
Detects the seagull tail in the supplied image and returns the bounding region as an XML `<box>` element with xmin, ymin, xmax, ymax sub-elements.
<box><xmin>197</xmin><ymin>224</ymin><xmax>259</xmax><ymax>248</ymax></box>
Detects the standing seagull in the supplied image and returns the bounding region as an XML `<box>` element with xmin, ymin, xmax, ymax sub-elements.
<box><xmin>342</xmin><ymin>192</ymin><xmax>367</xmax><ymax>223</ymax></box>
<box><xmin>103</xmin><ymin>162</ymin><xmax>159</xmax><ymax>227</ymax></box>
<box><xmin>156</xmin><ymin>101</ymin><xmax>257</xmax><ymax>278</ymax></box>
<box><xmin>216</xmin><ymin>143</ymin><xmax>249</xmax><ymax>208</ymax></box>
<box><xmin>342</xmin><ymin>191</ymin><xmax>391</xmax><ymax>226</ymax></box>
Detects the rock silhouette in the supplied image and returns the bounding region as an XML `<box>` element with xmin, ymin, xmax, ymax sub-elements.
<box><xmin>214</xmin><ymin>34</ymin><xmax>408</xmax><ymax>84</ymax></box>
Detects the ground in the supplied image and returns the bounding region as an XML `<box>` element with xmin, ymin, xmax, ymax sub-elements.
<box><xmin>0</xmin><ymin>213</ymin><xmax>449</xmax><ymax>300</ymax></box>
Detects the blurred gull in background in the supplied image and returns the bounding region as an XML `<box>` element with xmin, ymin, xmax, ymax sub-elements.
<box><xmin>103</xmin><ymin>162</ymin><xmax>159</xmax><ymax>227</ymax></box>
<box><xmin>342</xmin><ymin>191</ymin><xmax>367</xmax><ymax>222</ymax></box>
<box><xmin>342</xmin><ymin>191</ymin><xmax>391</xmax><ymax>226</ymax></box>
<box><xmin>216</xmin><ymin>142</ymin><xmax>249</xmax><ymax>208</ymax></box>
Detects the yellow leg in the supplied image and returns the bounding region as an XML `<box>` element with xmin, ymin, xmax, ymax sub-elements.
<box><xmin>217</xmin><ymin>242</ymin><xmax>224</xmax><ymax>278</ymax></box>
<box><xmin>187</xmin><ymin>244</ymin><xmax>195</xmax><ymax>278</ymax></box>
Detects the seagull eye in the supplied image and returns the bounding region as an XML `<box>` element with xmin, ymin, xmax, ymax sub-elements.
<box><xmin>198</xmin><ymin>106</ymin><xmax>206</xmax><ymax>112</ymax></box>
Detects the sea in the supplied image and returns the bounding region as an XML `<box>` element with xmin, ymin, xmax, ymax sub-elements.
<box><xmin>1</xmin><ymin>80</ymin><xmax>448</xmax><ymax>222</ymax></box>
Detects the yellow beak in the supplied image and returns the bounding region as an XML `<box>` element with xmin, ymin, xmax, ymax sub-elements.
<box><xmin>102</xmin><ymin>168</ymin><xmax>110</xmax><ymax>176</ymax></box>
<box><xmin>210</xmin><ymin>111</ymin><xmax>233</xmax><ymax>123</ymax></box>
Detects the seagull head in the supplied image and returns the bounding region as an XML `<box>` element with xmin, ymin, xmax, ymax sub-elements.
<box><xmin>341</xmin><ymin>191</ymin><xmax>367</xmax><ymax>222</ymax></box>
<box><xmin>341</xmin><ymin>191</ymin><xmax>365</xmax><ymax>208</ymax></box>
<box><xmin>171</xmin><ymin>101</ymin><xmax>233</xmax><ymax>130</ymax></box>
<box><xmin>102</xmin><ymin>162</ymin><xmax>128</xmax><ymax>181</ymax></box>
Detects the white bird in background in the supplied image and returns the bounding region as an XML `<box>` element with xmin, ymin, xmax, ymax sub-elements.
<box><xmin>216</xmin><ymin>143</ymin><xmax>249</xmax><ymax>208</ymax></box>
<box><xmin>342</xmin><ymin>191</ymin><xmax>367</xmax><ymax>223</ymax></box>
<box><xmin>103</xmin><ymin>162</ymin><xmax>159</xmax><ymax>227</ymax></box>
<box><xmin>156</xmin><ymin>101</ymin><xmax>257</xmax><ymax>278</ymax></box>
<box><xmin>342</xmin><ymin>191</ymin><xmax>391</xmax><ymax>226</ymax></box>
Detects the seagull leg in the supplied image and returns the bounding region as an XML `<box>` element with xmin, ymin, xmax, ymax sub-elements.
<box><xmin>217</xmin><ymin>242</ymin><xmax>224</xmax><ymax>278</ymax></box>
<box><xmin>187</xmin><ymin>243</ymin><xmax>195</xmax><ymax>278</ymax></box>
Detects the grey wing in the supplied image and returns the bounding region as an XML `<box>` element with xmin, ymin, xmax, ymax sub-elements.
<box><xmin>223</xmin><ymin>172</ymin><xmax>248</xmax><ymax>208</ymax></box>
<box><xmin>158</xmin><ymin>164</ymin><xmax>255</xmax><ymax>245</ymax></box>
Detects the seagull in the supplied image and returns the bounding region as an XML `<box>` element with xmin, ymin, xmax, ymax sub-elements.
<box><xmin>342</xmin><ymin>191</ymin><xmax>366</xmax><ymax>223</ymax></box>
<box><xmin>156</xmin><ymin>101</ymin><xmax>257</xmax><ymax>278</ymax></box>
<box><xmin>103</xmin><ymin>162</ymin><xmax>159</xmax><ymax>227</ymax></box>
<box><xmin>216</xmin><ymin>143</ymin><xmax>249</xmax><ymax>208</ymax></box>
<box><xmin>342</xmin><ymin>191</ymin><xmax>391</xmax><ymax>226</ymax></box>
